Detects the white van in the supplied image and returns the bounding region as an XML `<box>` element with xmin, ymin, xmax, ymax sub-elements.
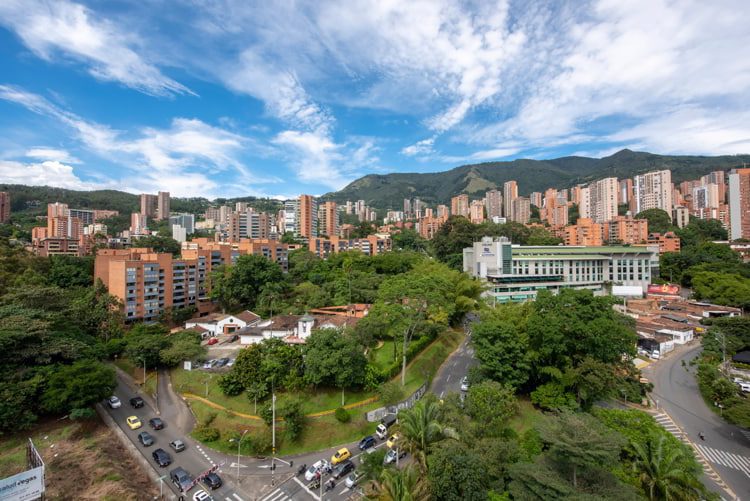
<box><xmin>651</xmin><ymin>350</ymin><xmax>661</xmax><ymax>360</ymax></box>
<box><xmin>376</xmin><ymin>414</ymin><xmax>397</xmax><ymax>440</ymax></box>
<box><xmin>739</xmin><ymin>382</ymin><xmax>750</xmax><ymax>393</ymax></box>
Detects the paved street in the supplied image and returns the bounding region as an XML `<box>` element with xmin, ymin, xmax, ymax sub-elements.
<box><xmin>106</xmin><ymin>369</ymin><xmax>247</xmax><ymax>501</ymax></box>
<box><xmin>643</xmin><ymin>343</ymin><xmax>750</xmax><ymax>500</ymax></box>
<box><xmin>430</xmin><ymin>320</ymin><xmax>478</xmax><ymax>398</ymax></box>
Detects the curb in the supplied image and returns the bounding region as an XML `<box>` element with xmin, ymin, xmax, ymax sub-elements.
<box><xmin>95</xmin><ymin>403</ymin><xmax>177</xmax><ymax>500</ymax></box>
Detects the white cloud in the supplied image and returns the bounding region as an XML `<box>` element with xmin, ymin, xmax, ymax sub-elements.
<box><xmin>0</xmin><ymin>85</ymin><xmax>268</xmax><ymax>197</ymax></box>
<box><xmin>25</xmin><ymin>147</ymin><xmax>80</xmax><ymax>164</ymax></box>
<box><xmin>0</xmin><ymin>0</ymin><xmax>191</xmax><ymax>97</ymax></box>
<box><xmin>401</xmin><ymin>137</ymin><xmax>435</xmax><ymax>157</ymax></box>
<box><xmin>272</xmin><ymin>130</ymin><xmax>346</xmax><ymax>189</ymax></box>
<box><xmin>0</xmin><ymin>159</ymin><xmax>105</xmax><ymax>190</ymax></box>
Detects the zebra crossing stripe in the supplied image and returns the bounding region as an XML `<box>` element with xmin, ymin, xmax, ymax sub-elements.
<box><xmin>695</xmin><ymin>444</ymin><xmax>750</xmax><ymax>476</ymax></box>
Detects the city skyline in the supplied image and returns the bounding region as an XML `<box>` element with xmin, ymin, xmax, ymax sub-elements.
<box><xmin>0</xmin><ymin>1</ymin><xmax>749</xmax><ymax>199</ymax></box>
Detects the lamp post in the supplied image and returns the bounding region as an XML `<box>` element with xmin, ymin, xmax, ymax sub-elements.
<box><xmin>230</xmin><ymin>430</ymin><xmax>249</xmax><ymax>483</ymax></box>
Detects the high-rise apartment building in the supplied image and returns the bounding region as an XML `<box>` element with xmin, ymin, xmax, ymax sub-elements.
<box><xmin>692</xmin><ymin>184</ymin><xmax>719</xmax><ymax>210</ymax></box>
<box><xmin>0</xmin><ymin>192</ymin><xmax>10</xmax><ymax>223</ymax></box>
<box><xmin>484</xmin><ymin>190</ymin><xmax>502</xmax><ymax>219</ymax></box>
<box><xmin>48</xmin><ymin>202</ymin><xmax>68</xmax><ymax>218</ymax></box>
<box><xmin>503</xmin><ymin>181</ymin><xmax>518</xmax><ymax>219</ymax></box>
<box><xmin>403</xmin><ymin>199</ymin><xmax>412</xmax><ymax>219</ymax></box>
<box><xmin>563</xmin><ymin>218</ymin><xmax>603</xmax><ymax>246</ymax></box>
<box><xmin>451</xmin><ymin>194</ymin><xmax>469</xmax><ymax>217</ymax></box>
<box><xmin>169</xmin><ymin>214</ymin><xmax>195</xmax><ymax>235</ymax></box>
<box><xmin>130</xmin><ymin>212</ymin><xmax>148</xmax><ymax>235</ymax></box>
<box><xmin>511</xmin><ymin>197</ymin><xmax>530</xmax><ymax>224</ymax></box>
<box><xmin>701</xmin><ymin>171</ymin><xmax>726</xmax><ymax>203</ymax></box>
<box><xmin>619</xmin><ymin>179</ymin><xmax>634</xmax><ymax>206</ymax></box>
<box><xmin>140</xmin><ymin>194</ymin><xmax>158</xmax><ymax>218</ymax></box>
<box><xmin>603</xmin><ymin>216</ymin><xmax>648</xmax><ymax>245</ymax></box>
<box><xmin>437</xmin><ymin>205</ymin><xmax>449</xmax><ymax>218</ymax></box>
<box><xmin>157</xmin><ymin>191</ymin><xmax>170</xmax><ymax>220</ymax></box>
<box><xmin>529</xmin><ymin>191</ymin><xmax>542</xmax><ymax>208</ymax></box>
<box><xmin>579</xmin><ymin>187</ymin><xmax>591</xmax><ymax>219</ymax></box>
<box><xmin>318</xmin><ymin>201</ymin><xmax>338</xmax><ymax>237</ymax></box>
<box><xmin>470</xmin><ymin>200</ymin><xmax>485</xmax><ymax>224</ymax></box>
<box><xmin>297</xmin><ymin>194</ymin><xmax>318</xmax><ymax>239</ymax></box>
<box><xmin>590</xmin><ymin>177</ymin><xmax>619</xmax><ymax>223</ymax></box>
<box><xmin>634</xmin><ymin>170</ymin><xmax>673</xmax><ymax>216</ymax></box>
<box><xmin>729</xmin><ymin>168</ymin><xmax>750</xmax><ymax>240</ymax></box>
<box><xmin>673</xmin><ymin>206</ymin><xmax>690</xmax><ymax>229</ymax></box>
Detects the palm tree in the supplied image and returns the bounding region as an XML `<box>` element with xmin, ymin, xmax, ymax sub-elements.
<box><xmin>398</xmin><ymin>398</ymin><xmax>457</xmax><ymax>464</ymax></box>
<box><xmin>631</xmin><ymin>434</ymin><xmax>703</xmax><ymax>500</ymax></box>
<box><xmin>366</xmin><ymin>464</ymin><xmax>431</xmax><ymax>501</ymax></box>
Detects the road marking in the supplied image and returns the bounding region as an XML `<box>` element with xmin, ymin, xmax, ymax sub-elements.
<box><xmin>439</xmin><ymin>391</ymin><xmax>444</xmax><ymax>399</ymax></box>
<box><xmin>695</xmin><ymin>444</ymin><xmax>750</xmax><ymax>476</ymax></box>
<box><xmin>293</xmin><ymin>476</ymin><xmax>319</xmax><ymax>500</ymax></box>
<box><xmin>446</xmin><ymin>375</ymin><xmax>451</xmax><ymax>382</ymax></box>
<box><xmin>352</xmin><ymin>441</ymin><xmax>386</xmax><ymax>461</ymax></box>
<box><xmin>231</xmin><ymin>494</ymin><xmax>245</xmax><ymax>501</ymax></box>
<box><xmin>261</xmin><ymin>489</ymin><xmax>288</xmax><ymax>501</ymax></box>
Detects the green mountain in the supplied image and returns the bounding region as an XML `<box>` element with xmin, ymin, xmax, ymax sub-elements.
<box><xmin>324</xmin><ymin>149</ymin><xmax>750</xmax><ymax>210</ymax></box>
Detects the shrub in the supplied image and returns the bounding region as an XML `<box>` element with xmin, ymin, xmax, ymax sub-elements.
<box><xmin>335</xmin><ymin>407</ymin><xmax>351</xmax><ymax>423</ymax></box>
<box><xmin>194</xmin><ymin>426</ymin><xmax>220</xmax><ymax>442</ymax></box>
<box><xmin>218</xmin><ymin>372</ymin><xmax>244</xmax><ymax>396</ymax></box>
<box><xmin>202</xmin><ymin>412</ymin><xmax>218</xmax><ymax>427</ymax></box>
<box><xmin>69</xmin><ymin>407</ymin><xmax>96</xmax><ymax>420</ymax></box>
<box><xmin>378</xmin><ymin>381</ymin><xmax>405</xmax><ymax>406</ymax></box>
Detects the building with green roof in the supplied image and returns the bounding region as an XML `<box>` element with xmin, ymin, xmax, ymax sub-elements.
<box><xmin>463</xmin><ymin>236</ymin><xmax>660</xmax><ymax>303</ymax></box>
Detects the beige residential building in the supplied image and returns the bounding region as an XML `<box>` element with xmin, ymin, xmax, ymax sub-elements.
<box><xmin>451</xmin><ymin>194</ymin><xmax>469</xmax><ymax>217</ymax></box>
<box><xmin>484</xmin><ymin>190</ymin><xmax>503</xmax><ymax>219</ymax></box>
<box><xmin>511</xmin><ymin>197</ymin><xmax>530</xmax><ymax>224</ymax></box>
<box><xmin>503</xmin><ymin>181</ymin><xmax>518</xmax><ymax>219</ymax></box>
<box><xmin>634</xmin><ymin>170</ymin><xmax>673</xmax><ymax>216</ymax></box>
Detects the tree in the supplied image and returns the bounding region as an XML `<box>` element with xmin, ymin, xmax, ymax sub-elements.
<box><xmin>47</xmin><ymin>255</ymin><xmax>93</xmax><ymax>288</ymax></box>
<box><xmin>428</xmin><ymin>441</ymin><xmax>488</xmax><ymax>501</ymax></box>
<box><xmin>210</xmin><ymin>254</ymin><xmax>286</xmax><ymax>311</ymax></box>
<box><xmin>367</xmin><ymin>464</ymin><xmax>430</xmax><ymax>501</ymax></box>
<box><xmin>526</xmin><ymin>226</ymin><xmax>563</xmax><ymax>245</ymax></box>
<box><xmin>392</xmin><ymin>229</ymin><xmax>428</xmax><ymax>252</ymax></box>
<box><xmin>124</xmin><ymin>325</ymin><xmax>171</xmax><ymax>368</ymax></box>
<box><xmin>464</xmin><ymin>381</ymin><xmax>518</xmax><ymax>432</ymax></box>
<box><xmin>360</xmin><ymin>447</ymin><xmax>387</xmax><ymax>482</ymax></box>
<box><xmin>302</xmin><ymin>328</ymin><xmax>368</xmax><ymax>389</ymax></box>
<box><xmin>691</xmin><ymin>271</ymin><xmax>750</xmax><ymax>309</ymax></box>
<box><xmin>471</xmin><ymin>314</ymin><xmax>531</xmax><ymax>389</ymax></box>
<box><xmin>635</xmin><ymin>209</ymin><xmax>674</xmax><ymax>234</ymax></box>
<box><xmin>159</xmin><ymin>331</ymin><xmax>206</xmax><ymax>366</ymax></box>
<box><xmin>398</xmin><ymin>398</ymin><xmax>456</xmax><ymax>464</ymax></box>
<box><xmin>41</xmin><ymin>359</ymin><xmax>116</xmax><ymax>413</ymax></box>
<box><xmin>508</xmin><ymin>459</ymin><xmax>574</xmax><ymax>500</ymax></box>
<box><xmin>538</xmin><ymin>411</ymin><xmax>624</xmax><ymax>488</ymax></box>
<box><xmin>631</xmin><ymin>434</ymin><xmax>705</xmax><ymax>500</ymax></box>
<box><xmin>132</xmin><ymin>235</ymin><xmax>181</xmax><ymax>255</ymax></box>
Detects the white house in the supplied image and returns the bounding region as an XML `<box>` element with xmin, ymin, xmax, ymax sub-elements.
<box><xmin>239</xmin><ymin>313</ymin><xmax>358</xmax><ymax>345</ymax></box>
<box><xmin>185</xmin><ymin>310</ymin><xmax>261</xmax><ymax>337</ymax></box>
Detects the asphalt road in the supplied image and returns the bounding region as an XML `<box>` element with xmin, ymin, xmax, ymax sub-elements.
<box><xmin>106</xmin><ymin>371</ymin><xmax>247</xmax><ymax>501</ymax></box>
<box><xmin>644</xmin><ymin>344</ymin><xmax>750</xmax><ymax>500</ymax></box>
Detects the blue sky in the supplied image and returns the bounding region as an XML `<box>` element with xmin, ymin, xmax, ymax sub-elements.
<box><xmin>0</xmin><ymin>0</ymin><xmax>749</xmax><ymax>199</ymax></box>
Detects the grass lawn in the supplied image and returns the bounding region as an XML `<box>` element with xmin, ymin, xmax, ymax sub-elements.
<box><xmin>508</xmin><ymin>398</ymin><xmax>545</xmax><ymax>435</ymax></box>
<box><xmin>185</xmin><ymin>329</ymin><xmax>465</xmax><ymax>456</ymax></box>
<box><xmin>372</xmin><ymin>340</ymin><xmax>399</xmax><ymax>370</ymax></box>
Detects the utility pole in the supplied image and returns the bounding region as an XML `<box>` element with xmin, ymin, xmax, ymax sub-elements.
<box><xmin>271</xmin><ymin>391</ymin><xmax>276</xmax><ymax>487</ymax></box>
<box><xmin>232</xmin><ymin>430</ymin><xmax>248</xmax><ymax>483</ymax></box>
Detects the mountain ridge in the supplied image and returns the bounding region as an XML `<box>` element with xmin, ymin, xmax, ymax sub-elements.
<box><xmin>323</xmin><ymin>149</ymin><xmax>750</xmax><ymax>210</ymax></box>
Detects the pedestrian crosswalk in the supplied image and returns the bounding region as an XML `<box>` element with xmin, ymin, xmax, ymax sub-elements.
<box><xmin>695</xmin><ymin>444</ymin><xmax>750</xmax><ymax>477</ymax></box>
<box><xmin>652</xmin><ymin>412</ymin><xmax>685</xmax><ymax>439</ymax></box>
<box><xmin>259</xmin><ymin>489</ymin><xmax>290</xmax><ymax>501</ymax></box>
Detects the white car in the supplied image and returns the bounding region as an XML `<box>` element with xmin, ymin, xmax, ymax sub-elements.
<box><xmin>192</xmin><ymin>490</ymin><xmax>212</xmax><ymax>501</ymax></box>
<box><xmin>107</xmin><ymin>396</ymin><xmax>122</xmax><ymax>409</ymax></box>
<box><xmin>460</xmin><ymin>377</ymin><xmax>470</xmax><ymax>392</ymax></box>
<box><xmin>345</xmin><ymin>472</ymin><xmax>361</xmax><ymax>489</ymax></box>
<box><xmin>227</xmin><ymin>359</ymin><xmax>235</xmax><ymax>367</ymax></box>
<box><xmin>732</xmin><ymin>377</ymin><xmax>747</xmax><ymax>384</ymax></box>
<box><xmin>202</xmin><ymin>360</ymin><xmax>213</xmax><ymax>369</ymax></box>
<box><xmin>739</xmin><ymin>382</ymin><xmax>750</xmax><ymax>393</ymax></box>
<box><xmin>651</xmin><ymin>351</ymin><xmax>660</xmax><ymax>360</ymax></box>
<box><xmin>305</xmin><ymin>460</ymin><xmax>330</xmax><ymax>482</ymax></box>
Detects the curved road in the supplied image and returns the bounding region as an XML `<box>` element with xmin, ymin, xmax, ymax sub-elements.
<box><xmin>644</xmin><ymin>344</ymin><xmax>750</xmax><ymax>500</ymax></box>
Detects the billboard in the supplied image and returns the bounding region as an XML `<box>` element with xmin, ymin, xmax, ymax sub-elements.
<box><xmin>612</xmin><ymin>285</ymin><xmax>643</xmax><ymax>297</ymax></box>
<box><xmin>647</xmin><ymin>284</ymin><xmax>680</xmax><ymax>296</ymax></box>
<box><xmin>0</xmin><ymin>467</ymin><xmax>44</xmax><ymax>501</ymax></box>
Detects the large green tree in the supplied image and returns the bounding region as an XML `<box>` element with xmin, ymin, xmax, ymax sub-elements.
<box><xmin>210</xmin><ymin>254</ymin><xmax>286</xmax><ymax>311</ymax></box>
<box><xmin>41</xmin><ymin>359</ymin><xmax>116</xmax><ymax>414</ymax></box>
<box><xmin>302</xmin><ymin>328</ymin><xmax>368</xmax><ymax>389</ymax></box>
<box><xmin>428</xmin><ymin>441</ymin><xmax>488</xmax><ymax>501</ymax></box>
<box><xmin>635</xmin><ymin>208</ymin><xmax>674</xmax><ymax>234</ymax></box>
<box><xmin>632</xmin><ymin>434</ymin><xmax>705</xmax><ymax>501</ymax></box>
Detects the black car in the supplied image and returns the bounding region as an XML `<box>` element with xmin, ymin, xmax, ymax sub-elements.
<box><xmin>170</xmin><ymin>467</ymin><xmax>193</xmax><ymax>492</ymax></box>
<box><xmin>332</xmin><ymin>459</ymin><xmax>355</xmax><ymax>479</ymax></box>
<box><xmin>149</xmin><ymin>417</ymin><xmax>165</xmax><ymax>430</ymax></box>
<box><xmin>130</xmin><ymin>396</ymin><xmax>145</xmax><ymax>408</ymax></box>
<box><xmin>138</xmin><ymin>431</ymin><xmax>154</xmax><ymax>447</ymax></box>
<box><xmin>358</xmin><ymin>435</ymin><xmax>376</xmax><ymax>450</ymax></box>
<box><xmin>204</xmin><ymin>472</ymin><xmax>222</xmax><ymax>489</ymax></box>
<box><xmin>229</xmin><ymin>334</ymin><xmax>239</xmax><ymax>342</ymax></box>
<box><xmin>152</xmin><ymin>448</ymin><xmax>172</xmax><ymax>467</ymax></box>
<box><xmin>215</xmin><ymin>358</ymin><xmax>230</xmax><ymax>368</ymax></box>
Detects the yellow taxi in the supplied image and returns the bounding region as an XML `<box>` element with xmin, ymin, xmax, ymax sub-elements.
<box><xmin>331</xmin><ymin>447</ymin><xmax>351</xmax><ymax>465</ymax></box>
<box><xmin>126</xmin><ymin>416</ymin><xmax>142</xmax><ymax>430</ymax></box>
<box><xmin>386</xmin><ymin>433</ymin><xmax>400</xmax><ymax>449</ymax></box>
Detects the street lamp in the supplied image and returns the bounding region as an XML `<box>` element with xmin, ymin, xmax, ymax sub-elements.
<box><xmin>229</xmin><ymin>430</ymin><xmax>249</xmax><ymax>483</ymax></box>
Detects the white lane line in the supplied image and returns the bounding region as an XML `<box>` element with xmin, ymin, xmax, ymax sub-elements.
<box><xmin>266</xmin><ymin>491</ymin><xmax>288</xmax><ymax>501</ymax></box>
<box><xmin>258</xmin><ymin>489</ymin><xmax>281</xmax><ymax>501</ymax></box>
<box><xmin>446</xmin><ymin>375</ymin><xmax>451</xmax><ymax>382</ymax></box>
<box><xmin>232</xmin><ymin>493</ymin><xmax>245</xmax><ymax>501</ymax></box>
<box><xmin>294</xmin><ymin>476</ymin><xmax>320</xmax><ymax>500</ymax></box>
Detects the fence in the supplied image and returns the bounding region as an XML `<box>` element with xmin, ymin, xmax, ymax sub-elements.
<box><xmin>365</xmin><ymin>382</ymin><xmax>428</xmax><ymax>422</ymax></box>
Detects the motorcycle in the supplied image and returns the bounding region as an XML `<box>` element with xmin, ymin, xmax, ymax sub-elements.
<box><xmin>324</xmin><ymin>479</ymin><xmax>336</xmax><ymax>492</ymax></box>
<box><xmin>297</xmin><ymin>464</ymin><xmax>307</xmax><ymax>476</ymax></box>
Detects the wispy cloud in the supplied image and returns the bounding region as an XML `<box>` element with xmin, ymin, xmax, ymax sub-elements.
<box><xmin>25</xmin><ymin>147</ymin><xmax>80</xmax><ymax>164</ymax></box>
<box><xmin>0</xmin><ymin>159</ymin><xmax>107</xmax><ymax>190</ymax></box>
<box><xmin>0</xmin><ymin>0</ymin><xmax>192</xmax><ymax>97</ymax></box>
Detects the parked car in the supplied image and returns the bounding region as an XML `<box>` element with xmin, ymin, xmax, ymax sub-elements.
<box><xmin>331</xmin><ymin>447</ymin><xmax>351</xmax><ymax>465</ymax></box>
<box><xmin>215</xmin><ymin>358</ymin><xmax>230</xmax><ymax>368</ymax></box>
<box><xmin>152</xmin><ymin>448</ymin><xmax>172</xmax><ymax>467</ymax></box>
<box><xmin>386</xmin><ymin>433</ymin><xmax>400</xmax><ymax>449</ymax></box>
<box><xmin>460</xmin><ymin>376</ymin><xmax>470</xmax><ymax>392</ymax></box>
<box><xmin>739</xmin><ymin>382</ymin><xmax>750</xmax><ymax>393</ymax></box>
<box><xmin>204</xmin><ymin>472</ymin><xmax>222</xmax><ymax>489</ymax></box>
<box><xmin>358</xmin><ymin>435</ymin><xmax>376</xmax><ymax>450</ymax></box>
<box><xmin>107</xmin><ymin>396</ymin><xmax>122</xmax><ymax>409</ymax></box>
<box><xmin>192</xmin><ymin>490</ymin><xmax>212</xmax><ymax>501</ymax></box>
<box><xmin>305</xmin><ymin>460</ymin><xmax>330</xmax><ymax>481</ymax></box>
<box><xmin>149</xmin><ymin>417</ymin><xmax>165</xmax><ymax>430</ymax></box>
<box><xmin>170</xmin><ymin>466</ymin><xmax>194</xmax><ymax>492</ymax></box>
<box><xmin>170</xmin><ymin>439</ymin><xmax>186</xmax><ymax>452</ymax></box>
<box><xmin>229</xmin><ymin>334</ymin><xmax>239</xmax><ymax>343</ymax></box>
<box><xmin>207</xmin><ymin>338</ymin><xmax>219</xmax><ymax>346</ymax></box>
<box><xmin>651</xmin><ymin>351</ymin><xmax>661</xmax><ymax>360</ymax></box>
<box><xmin>138</xmin><ymin>431</ymin><xmax>154</xmax><ymax>446</ymax></box>
<box><xmin>384</xmin><ymin>448</ymin><xmax>407</xmax><ymax>465</ymax></box>
<box><xmin>345</xmin><ymin>472</ymin><xmax>361</xmax><ymax>489</ymax></box>
<box><xmin>129</xmin><ymin>396</ymin><xmax>145</xmax><ymax>408</ymax></box>
<box><xmin>332</xmin><ymin>460</ymin><xmax>355</xmax><ymax>479</ymax></box>
<box><xmin>202</xmin><ymin>360</ymin><xmax>213</xmax><ymax>369</ymax></box>
<box><xmin>732</xmin><ymin>377</ymin><xmax>747</xmax><ymax>384</ymax></box>
<box><xmin>227</xmin><ymin>358</ymin><xmax>235</xmax><ymax>367</ymax></box>
<box><xmin>126</xmin><ymin>416</ymin><xmax>142</xmax><ymax>430</ymax></box>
